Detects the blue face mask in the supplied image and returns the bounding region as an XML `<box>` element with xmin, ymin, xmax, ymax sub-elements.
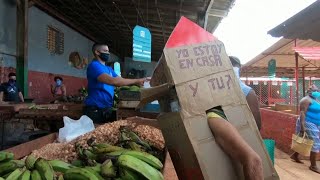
<box><xmin>311</xmin><ymin>91</ymin><xmax>320</xmax><ymax>100</ymax></box>
<box><xmin>8</xmin><ymin>79</ymin><xmax>16</xmax><ymax>84</ymax></box>
<box><xmin>56</xmin><ymin>79</ymin><xmax>62</xmax><ymax>87</ymax></box>
<box><xmin>99</xmin><ymin>52</ymin><xmax>110</xmax><ymax>62</ymax></box>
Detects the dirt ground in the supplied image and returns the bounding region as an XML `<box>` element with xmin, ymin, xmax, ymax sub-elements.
<box><xmin>163</xmin><ymin>148</ymin><xmax>320</xmax><ymax>179</ymax></box>
<box><xmin>275</xmin><ymin>149</ymin><xmax>320</xmax><ymax>180</ymax></box>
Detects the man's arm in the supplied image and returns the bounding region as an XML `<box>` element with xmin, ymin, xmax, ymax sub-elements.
<box><xmin>0</xmin><ymin>92</ymin><xmax>4</xmax><ymax>103</ymax></box>
<box><xmin>62</xmin><ymin>85</ymin><xmax>67</xmax><ymax>96</ymax></box>
<box><xmin>208</xmin><ymin>117</ymin><xmax>263</xmax><ymax>180</ymax></box>
<box><xmin>0</xmin><ymin>85</ymin><xmax>6</xmax><ymax>104</ymax></box>
<box><xmin>299</xmin><ymin>98</ymin><xmax>310</xmax><ymax>133</ymax></box>
<box><xmin>51</xmin><ymin>85</ymin><xmax>56</xmax><ymax>95</ymax></box>
<box><xmin>18</xmin><ymin>92</ymin><xmax>24</xmax><ymax>102</ymax></box>
<box><xmin>246</xmin><ymin>90</ymin><xmax>261</xmax><ymax>130</ymax></box>
<box><xmin>97</xmin><ymin>74</ymin><xmax>144</xmax><ymax>87</ymax></box>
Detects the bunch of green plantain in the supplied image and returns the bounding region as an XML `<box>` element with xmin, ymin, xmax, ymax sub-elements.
<box><xmin>0</xmin><ymin>151</ymin><xmax>73</xmax><ymax>180</ymax></box>
<box><xmin>0</xmin><ymin>126</ymin><xmax>164</xmax><ymax>180</ymax></box>
<box><xmin>69</xmin><ymin>136</ymin><xmax>163</xmax><ymax>180</ymax></box>
<box><xmin>78</xmin><ymin>143</ymin><xmax>164</xmax><ymax>180</ymax></box>
<box><xmin>117</xmin><ymin>126</ymin><xmax>165</xmax><ymax>163</ymax></box>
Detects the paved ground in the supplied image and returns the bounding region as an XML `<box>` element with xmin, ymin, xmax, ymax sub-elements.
<box><xmin>163</xmin><ymin>148</ymin><xmax>320</xmax><ymax>179</ymax></box>
<box><xmin>274</xmin><ymin>149</ymin><xmax>320</xmax><ymax>180</ymax></box>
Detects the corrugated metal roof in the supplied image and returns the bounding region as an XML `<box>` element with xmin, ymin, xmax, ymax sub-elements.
<box><xmin>33</xmin><ymin>0</ymin><xmax>235</xmax><ymax>61</ymax></box>
<box><xmin>293</xmin><ymin>47</ymin><xmax>320</xmax><ymax>60</ymax></box>
<box><xmin>268</xmin><ymin>1</ymin><xmax>320</xmax><ymax>42</ymax></box>
<box><xmin>242</xmin><ymin>38</ymin><xmax>320</xmax><ymax>78</ymax></box>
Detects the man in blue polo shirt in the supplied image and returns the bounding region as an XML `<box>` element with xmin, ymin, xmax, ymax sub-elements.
<box><xmin>84</xmin><ymin>43</ymin><xmax>145</xmax><ymax>123</ymax></box>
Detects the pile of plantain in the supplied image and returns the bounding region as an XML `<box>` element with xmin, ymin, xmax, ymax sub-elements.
<box><xmin>0</xmin><ymin>127</ymin><xmax>164</xmax><ymax>180</ymax></box>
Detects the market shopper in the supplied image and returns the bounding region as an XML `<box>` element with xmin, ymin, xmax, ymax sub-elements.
<box><xmin>83</xmin><ymin>43</ymin><xmax>145</xmax><ymax>123</ymax></box>
<box><xmin>151</xmin><ymin>55</ymin><xmax>264</xmax><ymax>179</ymax></box>
<box><xmin>291</xmin><ymin>85</ymin><xmax>320</xmax><ymax>174</ymax></box>
<box><xmin>229</xmin><ymin>56</ymin><xmax>261</xmax><ymax>130</ymax></box>
<box><xmin>206</xmin><ymin>56</ymin><xmax>263</xmax><ymax>180</ymax></box>
<box><xmin>0</xmin><ymin>72</ymin><xmax>24</xmax><ymax>103</ymax></box>
<box><xmin>51</xmin><ymin>76</ymin><xmax>67</xmax><ymax>102</ymax></box>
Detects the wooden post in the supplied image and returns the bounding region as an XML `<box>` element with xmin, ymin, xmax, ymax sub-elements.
<box><xmin>290</xmin><ymin>86</ymin><xmax>293</xmax><ymax>105</ymax></box>
<box><xmin>268</xmin><ymin>81</ymin><xmax>271</xmax><ymax>105</ymax></box>
<box><xmin>259</xmin><ymin>81</ymin><xmax>262</xmax><ymax>104</ymax></box>
<box><xmin>295</xmin><ymin>52</ymin><xmax>299</xmax><ymax>112</ymax></box>
<box><xmin>302</xmin><ymin>67</ymin><xmax>305</xmax><ymax>97</ymax></box>
<box><xmin>16</xmin><ymin>0</ymin><xmax>29</xmax><ymax>97</ymax></box>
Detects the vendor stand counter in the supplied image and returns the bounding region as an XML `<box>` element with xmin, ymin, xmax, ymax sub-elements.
<box><xmin>0</xmin><ymin>103</ymin><xmax>35</xmax><ymax>112</ymax></box>
<box><xmin>4</xmin><ymin>118</ymin><xmax>179</xmax><ymax>179</ymax></box>
<box><xmin>0</xmin><ymin>110</ymin><xmax>14</xmax><ymax>150</ymax></box>
<box><xmin>116</xmin><ymin>108</ymin><xmax>159</xmax><ymax>120</ymax></box>
<box><xmin>14</xmin><ymin>104</ymin><xmax>83</xmax><ymax>120</ymax></box>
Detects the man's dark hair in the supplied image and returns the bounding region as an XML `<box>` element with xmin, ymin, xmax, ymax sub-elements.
<box><xmin>8</xmin><ymin>72</ymin><xmax>16</xmax><ymax>78</ymax></box>
<box><xmin>54</xmin><ymin>76</ymin><xmax>63</xmax><ymax>82</ymax></box>
<box><xmin>229</xmin><ymin>56</ymin><xmax>241</xmax><ymax>67</ymax></box>
<box><xmin>92</xmin><ymin>43</ymin><xmax>107</xmax><ymax>55</ymax></box>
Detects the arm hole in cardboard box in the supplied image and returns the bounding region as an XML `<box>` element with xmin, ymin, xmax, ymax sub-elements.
<box><xmin>157</xmin><ymin>88</ymin><xmax>181</xmax><ymax>113</ymax></box>
<box><xmin>206</xmin><ymin>106</ymin><xmax>227</xmax><ymax>120</ymax></box>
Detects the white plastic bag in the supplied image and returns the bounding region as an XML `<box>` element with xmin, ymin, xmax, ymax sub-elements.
<box><xmin>58</xmin><ymin>115</ymin><xmax>95</xmax><ymax>143</ymax></box>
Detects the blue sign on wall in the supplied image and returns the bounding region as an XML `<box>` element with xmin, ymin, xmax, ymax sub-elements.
<box><xmin>132</xmin><ymin>25</ymin><xmax>151</xmax><ymax>62</ymax></box>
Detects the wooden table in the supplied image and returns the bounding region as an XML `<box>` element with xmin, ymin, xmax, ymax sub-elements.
<box><xmin>0</xmin><ymin>103</ymin><xmax>35</xmax><ymax>112</ymax></box>
<box><xmin>0</xmin><ymin>110</ymin><xmax>14</xmax><ymax>150</ymax></box>
<box><xmin>116</xmin><ymin>108</ymin><xmax>159</xmax><ymax>120</ymax></box>
<box><xmin>14</xmin><ymin>104</ymin><xmax>83</xmax><ymax>120</ymax></box>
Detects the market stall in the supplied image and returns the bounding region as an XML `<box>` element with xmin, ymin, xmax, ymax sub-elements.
<box><xmin>0</xmin><ymin>0</ymin><xmax>237</xmax><ymax>179</ymax></box>
<box><xmin>242</xmin><ymin>1</ymin><xmax>320</xmax><ymax>158</ymax></box>
<box><xmin>1</xmin><ymin>117</ymin><xmax>178</xmax><ymax>179</ymax></box>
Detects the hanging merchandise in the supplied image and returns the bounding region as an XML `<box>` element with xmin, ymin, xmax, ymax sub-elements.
<box><xmin>132</xmin><ymin>25</ymin><xmax>152</xmax><ymax>62</ymax></box>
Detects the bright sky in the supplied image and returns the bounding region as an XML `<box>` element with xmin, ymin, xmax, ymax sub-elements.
<box><xmin>214</xmin><ymin>0</ymin><xmax>317</xmax><ymax>64</ymax></box>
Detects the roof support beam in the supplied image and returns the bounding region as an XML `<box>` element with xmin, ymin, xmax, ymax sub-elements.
<box><xmin>56</xmin><ymin>0</ymin><xmax>113</xmax><ymax>43</ymax></box>
<box><xmin>28</xmin><ymin>0</ymin><xmax>36</xmax><ymax>7</ymax></box>
<box><xmin>91</xmin><ymin>0</ymin><xmax>130</xmax><ymax>45</ymax></box>
<box><xmin>131</xmin><ymin>0</ymin><xmax>146</xmax><ymax>27</ymax></box>
<box><xmin>155</xmin><ymin>0</ymin><xmax>166</xmax><ymax>44</ymax></box>
<box><xmin>113</xmin><ymin>2</ymin><xmax>132</xmax><ymax>32</ymax></box>
<box><xmin>207</xmin><ymin>8</ymin><xmax>229</xmax><ymax>18</ymax></box>
<box><xmin>33</xmin><ymin>0</ymin><xmax>98</xmax><ymax>43</ymax></box>
<box><xmin>16</xmin><ymin>0</ymin><xmax>29</xmax><ymax>97</ymax></box>
<box><xmin>204</xmin><ymin>0</ymin><xmax>214</xmax><ymax>31</ymax></box>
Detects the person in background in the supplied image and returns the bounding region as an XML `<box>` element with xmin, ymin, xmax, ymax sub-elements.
<box><xmin>229</xmin><ymin>56</ymin><xmax>262</xmax><ymax>130</ymax></box>
<box><xmin>83</xmin><ymin>43</ymin><xmax>145</xmax><ymax>123</ymax></box>
<box><xmin>291</xmin><ymin>85</ymin><xmax>320</xmax><ymax>174</ymax></box>
<box><xmin>0</xmin><ymin>72</ymin><xmax>24</xmax><ymax>103</ymax></box>
<box><xmin>51</xmin><ymin>76</ymin><xmax>67</xmax><ymax>102</ymax></box>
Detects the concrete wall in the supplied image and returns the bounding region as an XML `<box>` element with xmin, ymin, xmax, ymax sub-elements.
<box><xmin>260</xmin><ymin>108</ymin><xmax>320</xmax><ymax>159</ymax></box>
<box><xmin>1</xmin><ymin>5</ymin><xmax>121</xmax><ymax>100</ymax></box>
<box><xmin>0</xmin><ymin>0</ymin><xmax>17</xmax><ymax>75</ymax></box>
<box><xmin>28</xmin><ymin>6</ymin><xmax>119</xmax><ymax>78</ymax></box>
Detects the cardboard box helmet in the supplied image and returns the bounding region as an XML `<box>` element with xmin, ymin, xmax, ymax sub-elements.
<box><xmin>140</xmin><ymin>17</ymin><xmax>279</xmax><ymax>180</ymax></box>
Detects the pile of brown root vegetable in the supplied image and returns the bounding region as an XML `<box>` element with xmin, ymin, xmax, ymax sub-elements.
<box><xmin>31</xmin><ymin>118</ymin><xmax>165</xmax><ymax>163</ymax></box>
